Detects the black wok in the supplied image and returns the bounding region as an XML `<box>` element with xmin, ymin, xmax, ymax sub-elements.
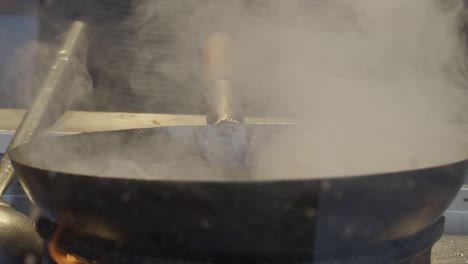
<box><xmin>8</xmin><ymin>124</ymin><xmax>468</xmax><ymax>262</ymax></box>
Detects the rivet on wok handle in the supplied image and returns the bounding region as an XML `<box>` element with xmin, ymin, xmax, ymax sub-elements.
<box><xmin>203</xmin><ymin>32</ymin><xmax>243</xmax><ymax>124</ymax></box>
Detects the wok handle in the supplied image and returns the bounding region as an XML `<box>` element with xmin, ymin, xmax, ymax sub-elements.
<box><xmin>0</xmin><ymin>21</ymin><xmax>90</xmax><ymax>197</ymax></box>
<box><xmin>203</xmin><ymin>32</ymin><xmax>243</xmax><ymax>124</ymax></box>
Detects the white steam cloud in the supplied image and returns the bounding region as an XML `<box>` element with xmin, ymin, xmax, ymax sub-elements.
<box><xmin>123</xmin><ymin>0</ymin><xmax>468</xmax><ymax>178</ymax></box>
<box><xmin>123</xmin><ymin>0</ymin><xmax>468</xmax><ymax>122</ymax></box>
<box><xmin>8</xmin><ymin>0</ymin><xmax>468</xmax><ymax>180</ymax></box>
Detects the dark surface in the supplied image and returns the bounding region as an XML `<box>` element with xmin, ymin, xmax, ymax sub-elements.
<box><xmin>38</xmin><ymin>217</ymin><xmax>445</xmax><ymax>264</ymax></box>
<box><xmin>8</xmin><ymin>127</ymin><xmax>467</xmax><ymax>262</ymax></box>
<box><xmin>35</xmin><ymin>234</ymin><xmax>468</xmax><ymax>264</ymax></box>
<box><xmin>0</xmin><ymin>0</ymin><xmax>37</xmax><ymax>15</ymax></box>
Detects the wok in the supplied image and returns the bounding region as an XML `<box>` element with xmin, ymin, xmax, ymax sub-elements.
<box><xmin>9</xmin><ymin>124</ymin><xmax>468</xmax><ymax>262</ymax></box>
<box><xmin>8</xmin><ymin>33</ymin><xmax>468</xmax><ymax>262</ymax></box>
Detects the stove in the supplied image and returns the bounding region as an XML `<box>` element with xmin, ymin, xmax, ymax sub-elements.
<box><xmin>37</xmin><ymin>217</ymin><xmax>442</xmax><ymax>264</ymax></box>
<box><xmin>35</xmin><ymin>217</ymin><xmax>468</xmax><ymax>264</ymax></box>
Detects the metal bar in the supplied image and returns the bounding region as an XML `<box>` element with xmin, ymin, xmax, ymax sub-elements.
<box><xmin>0</xmin><ymin>21</ymin><xmax>88</xmax><ymax>196</ymax></box>
<box><xmin>0</xmin><ymin>109</ymin><xmax>292</xmax><ymax>135</ymax></box>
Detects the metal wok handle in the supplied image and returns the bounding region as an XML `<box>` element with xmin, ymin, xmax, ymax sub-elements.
<box><xmin>203</xmin><ymin>32</ymin><xmax>243</xmax><ymax>124</ymax></box>
<box><xmin>0</xmin><ymin>21</ymin><xmax>90</xmax><ymax>197</ymax></box>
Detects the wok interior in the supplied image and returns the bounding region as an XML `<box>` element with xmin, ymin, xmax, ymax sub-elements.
<box><xmin>9</xmin><ymin>124</ymin><xmax>468</xmax><ymax>181</ymax></box>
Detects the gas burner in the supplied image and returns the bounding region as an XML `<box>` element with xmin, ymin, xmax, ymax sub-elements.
<box><xmin>38</xmin><ymin>218</ymin><xmax>444</xmax><ymax>264</ymax></box>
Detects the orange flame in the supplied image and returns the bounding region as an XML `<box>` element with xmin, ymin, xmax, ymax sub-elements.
<box><xmin>49</xmin><ymin>226</ymin><xmax>89</xmax><ymax>264</ymax></box>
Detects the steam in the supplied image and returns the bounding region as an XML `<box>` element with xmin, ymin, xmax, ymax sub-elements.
<box><xmin>1</xmin><ymin>41</ymin><xmax>54</xmax><ymax>108</ymax></box>
<box><xmin>119</xmin><ymin>0</ymin><xmax>468</xmax><ymax>124</ymax></box>
<box><xmin>7</xmin><ymin>0</ymin><xmax>468</xmax><ymax>180</ymax></box>
<box><xmin>126</xmin><ymin>0</ymin><xmax>468</xmax><ymax>178</ymax></box>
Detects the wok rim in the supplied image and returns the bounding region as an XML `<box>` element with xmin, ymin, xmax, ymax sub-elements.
<box><xmin>8</xmin><ymin>124</ymin><xmax>468</xmax><ymax>183</ymax></box>
<box><xmin>10</xmin><ymin>143</ymin><xmax>468</xmax><ymax>184</ymax></box>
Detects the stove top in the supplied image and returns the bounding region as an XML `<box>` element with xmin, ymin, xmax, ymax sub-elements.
<box><xmin>37</xmin><ymin>217</ymin><xmax>449</xmax><ymax>264</ymax></box>
<box><xmin>40</xmin><ymin>235</ymin><xmax>468</xmax><ymax>264</ymax></box>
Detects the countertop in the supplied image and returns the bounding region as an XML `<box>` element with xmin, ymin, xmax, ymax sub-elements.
<box><xmin>433</xmin><ymin>235</ymin><xmax>468</xmax><ymax>263</ymax></box>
